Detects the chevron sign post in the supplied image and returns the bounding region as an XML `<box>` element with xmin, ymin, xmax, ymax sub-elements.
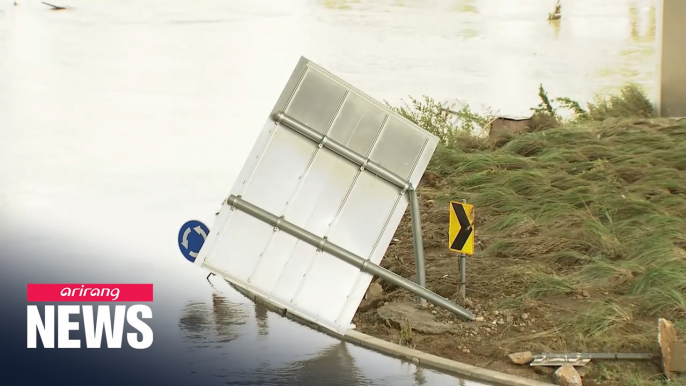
<box><xmin>449</xmin><ymin>200</ymin><xmax>474</xmax><ymax>298</ymax></box>
<box><xmin>448</xmin><ymin>201</ymin><xmax>474</xmax><ymax>254</ymax></box>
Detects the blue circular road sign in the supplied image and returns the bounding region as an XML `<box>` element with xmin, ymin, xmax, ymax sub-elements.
<box><xmin>178</xmin><ymin>220</ymin><xmax>210</xmax><ymax>263</ymax></box>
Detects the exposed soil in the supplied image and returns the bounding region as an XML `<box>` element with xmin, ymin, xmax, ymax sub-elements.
<box><xmin>353</xmin><ymin>190</ymin><xmax>664</xmax><ymax>385</ymax></box>
<box><xmin>352</xmin><ymin>117</ymin><xmax>686</xmax><ymax>385</ymax></box>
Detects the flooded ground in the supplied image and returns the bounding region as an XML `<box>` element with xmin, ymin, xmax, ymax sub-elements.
<box><xmin>0</xmin><ymin>0</ymin><xmax>657</xmax><ymax>384</ymax></box>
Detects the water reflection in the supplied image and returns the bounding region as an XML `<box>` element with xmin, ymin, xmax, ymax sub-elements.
<box><xmin>178</xmin><ymin>287</ymin><xmax>370</xmax><ymax>385</ymax></box>
<box><xmin>321</xmin><ymin>0</ymin><xmax>354</xmax><ymax>10</ymax></box>
<box><xmin>283</xmin><ymin>343</ymin><xmax>367</xmax><ymax>386</ymax></box>
<box><xmin>591</xmin><ymin>0</ymin><xmax>656</xmax><ymax>96</ymax></box>
<box><xmin>549</xmin><ymin>18</ymin><xmax>561</xmax><ymax>40</ymax></box>
<box><xmin>176</xmin><ymin>279</ymin><xmax>491</xmax><ymax>385</ymax></box>
<box><xmin>255</xmin><ymin>300</ymin><xmax>269</xmax><ymax>336</ymax></box>
<box><xmin>454</xmin><ymin>0</ymin><xmax>478</xmax><ymax>14</ymax></box>
<box><xmin>414</xmin><ymin>367</ymin><xmax>427</xmax><ymax>386</ymax></box>
<box><xmin>179</xmin><ymin>292</ymin><xmax>249</xmax><ymax>345</ymax></box>
<box><xmin>629</xmin><ymin>2</ymin><xmax>656</xmax><ymax>43</ymax></box>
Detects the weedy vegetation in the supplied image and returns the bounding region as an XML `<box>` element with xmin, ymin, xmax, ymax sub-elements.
<box><xmin>376</xmin><ymin>83</ymin><xmax>686</xmax><ymax>385</ymax></box>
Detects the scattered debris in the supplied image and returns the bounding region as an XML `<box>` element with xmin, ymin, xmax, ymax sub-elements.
<box><xmin>42</xmin><ymin>2</ymin><xmax>67</xmax><ymax>10</ymax></box>
<box><xmin>489</xmin><ymin>115</ymin><xmax>533</xmax><ymax>139</ymax></box>
<box><xmin>658</xmin><ymin>317</ymin><xmax>683</xmax><ymax>380</ymax></box>
<box><xmin>530</xmin><ymin>352</ymin><xmax>652</xmax><ymax>367</ymax></box>
<box><xmin>548</xmin><ymin>0</ymin><xmax>562</xmax><ymax>21</ymax></box>
<box><xmin>502</xmin><ymin>318</ymin><xmax>685</xmax><ymax>383</ymax></box>
<box><xmin>554</xmin><ymin>364</ymin><xmax>582</xmax><ymax>386</ymax></box>
<box><xmin>508</xmin><ymin>351</ymin><xmax>534</xmax><ymax>365</ymax></box>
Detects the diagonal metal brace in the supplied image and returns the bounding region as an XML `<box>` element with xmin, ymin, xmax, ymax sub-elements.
<box><xmin>225</xmin><ymin>194</ymin><xmax>474</xmax><ymax>321</ymax></box>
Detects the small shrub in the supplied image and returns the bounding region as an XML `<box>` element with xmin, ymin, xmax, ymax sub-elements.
<box><xmin>530</xmin><ymin>84</ymin><xmax>592</xmax><ymax>130</ymax></box>
<box><xmin>390</xmin><ymin>95</ymin><xmax>457</xmax><ymax>144</ymax></box>
<box><xmin>388</xmin><ymin>95</ymin><xmax>493</xmax><ymax>147</ymax></box>
<box><xmin>587</xmin><ymin>84</ymin><xmax>654</xmax><ymax>121</ymax></box>
<box><xmin>530</xmin><ymin>84</ymin><xmax>561</xmax><ymax>130</ymax></box>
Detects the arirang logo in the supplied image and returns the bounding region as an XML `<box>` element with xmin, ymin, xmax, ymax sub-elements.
<box><xmin>60</xmin><ymin>284</ymin><xmax>121</xmax><ymax>300</ymax></box>
<box><xmin>27</xmin><ymin>284</ymin><xmax>154</xmax><ymax>349</ymax></box>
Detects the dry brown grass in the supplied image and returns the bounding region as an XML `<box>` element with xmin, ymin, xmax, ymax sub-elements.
<box><xmin>355</xmin><ymin>85</ymin><xmax>686</xmax><ymax>385</ymax></box>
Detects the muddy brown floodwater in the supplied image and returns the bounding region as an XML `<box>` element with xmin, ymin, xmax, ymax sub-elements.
<box><xmin>0</xmin><ymin>0</ymin><xmax>658</xmax><ymax>385</ymax></box>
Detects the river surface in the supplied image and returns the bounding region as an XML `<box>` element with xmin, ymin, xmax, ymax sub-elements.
<box><xmin>0</xmin><ymin>0</ymin><xmax>656</xmax><ymax>385</ymax></box>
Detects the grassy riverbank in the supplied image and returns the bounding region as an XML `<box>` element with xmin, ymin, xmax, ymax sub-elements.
<box><xmin>354</xmin><ymin>85</ymin><xmax>686</xmax><ymax>385</ymax></box>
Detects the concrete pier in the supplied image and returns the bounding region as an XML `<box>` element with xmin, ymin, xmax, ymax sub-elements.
<box><xmin>655</xmin><ymin>0</ymin><xmax>686</xmax><ymax>118</ymax></box>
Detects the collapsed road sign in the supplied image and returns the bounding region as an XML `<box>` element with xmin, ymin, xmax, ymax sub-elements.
<box><xmin>449</xmin><ymin>201</ymin><xmax>474</xmax><ymax>255</ymax></box>
<box><xmin>192</xmin><ymin>57</ymin><xmax>473</xmax><ymax>335</ymax></box>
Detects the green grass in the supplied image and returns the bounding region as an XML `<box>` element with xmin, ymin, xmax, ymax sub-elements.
<box><xmin>562</xmin><ymin>300</ymin><xmax>638</xmax><ymax>340</ymax></box>
<box><xmin>575</xmin><ymin>258</ymin><xmax>638</xmax><ymax>288</ymax></box>
<box><xmin>440</xmin><ymin>122</ymin><xmax>686</xmax><ymax>307</ymax></box>
<box><xmin>592</xmin><ymin>363</ymin><xmax>674</xmax><ymax>386</ymax></box>
<box><xmin>394</xmin><ymin>84</ymin><xmax>686</xmax><ymax>385</ymax></box>
<box><xmin>525</xmin><ymin>274</ymin><xmax>574</xmax><ymax>299</ymax></box>
<box><xmin>423</xmin><ymin>112</ymin><xmax>686</xmax><ymax>295</ymax></box>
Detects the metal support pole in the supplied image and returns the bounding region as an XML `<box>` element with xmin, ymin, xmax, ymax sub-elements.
<box><xmin>459</xmin><ymin>254</ymin><xmax>466</xmax><ymax>299</ymax></box>
<box><xmin>227</xmin><ymin>195</ymin><xmax>475</xmax><ymax>321</ymax></box>
<box><xmin>459</xmin><ymin>198</ymin><xmax>467</xmax><ymax>299</ymax></box>
<box><xmin>407</xmin><ymin>188</ymin><xmax>426</xmax><ymax>306</ymax></box>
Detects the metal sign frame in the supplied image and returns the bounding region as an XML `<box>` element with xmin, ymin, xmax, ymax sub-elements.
<box><xmin>194</xmin><ymin>57</ymin><xmax>474</xmax><ymax>334</ymax></box>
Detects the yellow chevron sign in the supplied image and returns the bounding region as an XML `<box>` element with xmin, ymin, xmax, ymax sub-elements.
<box><xmin>449</xmin><ymin>201</ymin><xmax>474</xmax><ymax>255</ymax></box>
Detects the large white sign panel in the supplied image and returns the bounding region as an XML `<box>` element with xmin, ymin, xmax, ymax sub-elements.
<box><xmin>194</xmin><ymin>57</ymin><xmax>439</xmax><ymax>335</ymax></box>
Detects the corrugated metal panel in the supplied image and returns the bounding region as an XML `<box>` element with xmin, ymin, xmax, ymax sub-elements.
<box><xmin>194</xmin><ymin>57</ymin><xmax>439</xmax><ymax>334</ymax></box>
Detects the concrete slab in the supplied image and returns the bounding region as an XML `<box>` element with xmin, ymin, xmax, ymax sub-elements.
<box><xmin>655</xmin><ymin>0</ymin><xmax>686</xmax><ymax>117</ymax></box>
<box><xmin>377</xmin><ymin>301</ymin><xmax>453</xmax><ymax>334</ymax></box>
<box><xmin>344</xmin><ymin>330</ymin><xmax>556</xmax><ymax>386</ymax></box>
<box><xmin>226</xmin><ymin>278</ymin><xmax>555</xmax><ymax>386</ymax></box>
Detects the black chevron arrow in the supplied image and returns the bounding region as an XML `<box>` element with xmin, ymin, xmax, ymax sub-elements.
<box><xmin>451</xmin><ymin>202</ymin><xmax>473</xmax><ymax>251</ymax></box>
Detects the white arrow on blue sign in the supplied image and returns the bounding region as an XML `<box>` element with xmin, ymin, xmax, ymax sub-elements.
<box><xmin>178</xmin><ymin>220</ymin><xmax>209</xmax><ymax>262</ymax></box>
